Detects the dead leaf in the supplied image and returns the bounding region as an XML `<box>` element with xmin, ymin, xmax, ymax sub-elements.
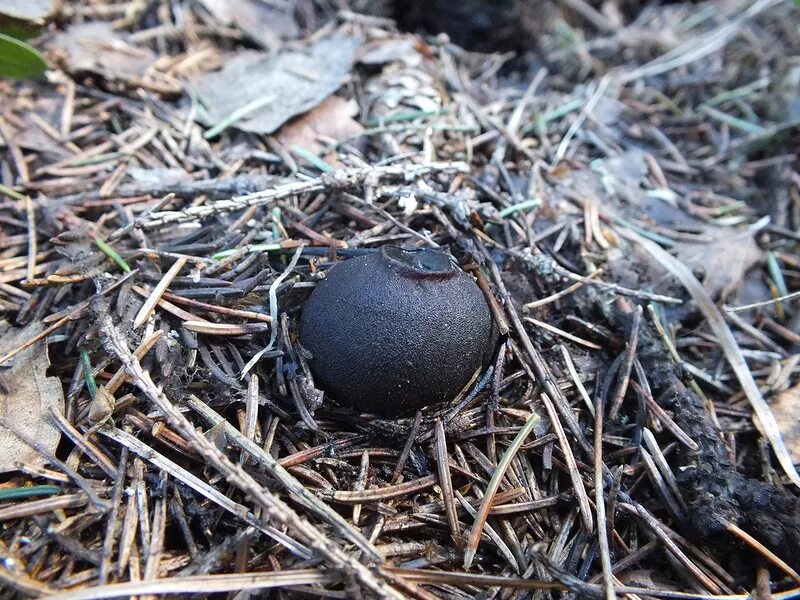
<box><xmin>276</xmin><ymin>96</ymin><xmax>363</xmax><ymax>157</ymax></box>
<box><xmin>358</xmin><ymin>38</ymin><xmax>417</xmax><ymax>65</ymax></box>
<box><xmin>0</xmin><ymin>0</ymin><xmax>55</xmax><ymax>22</ymax></box>
<box><xmin>192</xmin><ymin>30</ymin><xmax>361</xmax><ymax>136</ymax></box>
<box><xmin>674</xmin><ymin>229</ymin><xmax>762</xmax><ymax>301</ymax></box>
<box><xmin>2</xmin><ymin>88</ymin><xmax>70</xmax><ymax>158</ymax></box>
<box><xmin>0</xmin><ymin>321</ymin><xmax>64</xmax><ymax>473</ymax></box>
<box><xmin>0</xmin><ymin>0</ymin><xmax>57</xmax><ymax>38</ymax></box>
<box><xmin>617</xmin><ymin>569</ymin><xmax>681</xmax><ymax>590</ymax></box>
<box><xmin>196</xmin><ymin>0</ymin><xmax>298</xmax><ymax>49</ymax></box>
<box><xmin>47</xmin><ymin>21</ymin><xmax>156</xmax><ymax>82</ymax></box>
<box><xmin>87</xmin><ymin>386</ymin><xmax>114</xmax><ymax>424</ymax></box>
<box><xmin>772</xmin><ymin>383</ymin><xmax>800</xmax><ymax>464</ymax></box>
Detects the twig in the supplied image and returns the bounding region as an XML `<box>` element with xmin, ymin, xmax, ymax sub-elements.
<box><xmin>723</xmin><ymin>289</ymin><xmax>800</xmax><ymax>313</ymax></box>
<box><xmin>434</xmin><ymin>419</ymin><xmax>461</xmax><ymax>548</ymax></box>
<box><xmin>608</xmin><ymin>306</ymin><xmax>642</xmax><ymax>420</ymax></box>
<box><xmin>139</xmin><ymin>162</ymin><xmax>470</xmax><ymax>229</ymax></box>
<box><xmin>594</xmin><ymin>351</ymin><xmax>617</xmax><ymax>600</ymax></box>
<box><xmin>100</xmin><ymin>427</ymin><xmax>312</xmax><ymax>560</ymax></box>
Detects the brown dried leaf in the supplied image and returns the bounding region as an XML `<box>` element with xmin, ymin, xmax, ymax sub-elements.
<box><xmin>192</xmin><ymin>30</ymin><xmax>361</xmax><ymax>136</ymax></box>
<box><xmin>47</xmin><ymin>21</ymin><xmax>156</xmax><ymax>81</ymax></box>
<box><xmin>276</xmin><ymin>96</ymin><xmax>363</xmax><ymax>157</ymax></box>
<box><xmin>196</xmin><ymin>0</ymin><xmax>298</xmax><ymax>48</ymax></box>
<box><xmin>0</xmin><ymin>321</ymin><xmax>64</xmax><ymax>473</ymax></box>
<box><xmin>772</xmin><ymin>383</ymin><xmax>800</xmax><ymax>464</ymax></box>
<box><xmin>674</xmin><ymin>229</ymin><xmax>762</xmax><ymax>301</ymax></box>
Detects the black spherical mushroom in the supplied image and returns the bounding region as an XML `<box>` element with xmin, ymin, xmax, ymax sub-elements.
<box><xmin>299</xmin><ymin>246</ymin><xmax>498</xmax><ymax>417</ymax></box>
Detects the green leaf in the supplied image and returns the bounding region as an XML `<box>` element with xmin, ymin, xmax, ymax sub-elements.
<box><xmin>0</xmin><ymin>32</ymin><xmax>46</xmax><ymax>79</ymax></box>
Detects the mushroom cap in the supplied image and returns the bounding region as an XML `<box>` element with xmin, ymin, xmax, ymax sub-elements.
<box><xmin>299</xmin><ymin>246</ymin><xmax>498</xmax><ymax>416</ymax></box>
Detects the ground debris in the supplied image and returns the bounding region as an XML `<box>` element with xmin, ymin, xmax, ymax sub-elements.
<box><xmin>0</xmin><ymin>0</ymin><xmax>799</xmax><ymax>597</ymax></box>
<box><xmin>0</xmin><ymin>321</ymin><xmax>64</xmax><ymax>473</ymax></box>
<box><xmin>192</xmin><ymin>30</ymin><xmax>362</xmax><ymax>136</ymax></box>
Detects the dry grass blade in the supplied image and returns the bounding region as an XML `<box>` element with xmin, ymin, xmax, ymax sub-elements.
<box><xmin>724</xmin><ymin>521</ymin><xmax>800</xmax><ymax>582</ymax></box>
<box><xmin>45</xmin><ymin>570</ymin><xmax>339</xmax><ymax>600</ymax></box>
<box><xmin>133</xmin><ymin>256</ymin><xmax>187</xmax><ymax>328</ymax></box>
<box><xmin>463</xmin><ymin>412</ymin><xmax>539</xmax><ymax>569</ymax></box>
<box><xmin>619</xmin><ymin>228</ymin><xmax>800</xmax><ymax>488</ymax></box>
<box><xmin>434</xmin><ymin>418</ymin><xmax>461</xmax><ymax>548</ymax></box>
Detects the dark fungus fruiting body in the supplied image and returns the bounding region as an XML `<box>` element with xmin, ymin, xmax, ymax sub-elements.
<box><xmin>300</xmin><ymin>246</ymin><xmax>498</xmax><ymax>417</ymax></box>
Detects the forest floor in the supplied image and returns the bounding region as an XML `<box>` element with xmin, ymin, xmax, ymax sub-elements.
<box><xmin>0</xmin><ymin>0</ymin><xmax>799</xmax><ymax>598</ymax></box>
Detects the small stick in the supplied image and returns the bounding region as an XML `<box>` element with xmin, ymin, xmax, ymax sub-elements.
<box><xmin>434</xmin><ymin>419</ymin><xmax>461</xmax><ymax>549</ymax></box>
<box><xmin>133</xmin><ymin>257</ymin><xmax>187</xmax><ymax>328</ymax></box>
<box><xmin>465</xmin><ymin>264</ymin><xmax>510</xmax><ymax>335</ymax></box>
<box><xmin>140</xmin><ymin>161</ymin><xmax>469</xmax><ymax>229</ymax></box>
<box><xmin>185</xmin><ymin>395</ymin><xmax>381</xmax><ymax>560</ymax></box>
<box><xmin>594</xmin><ymin>360</ymin><xmax>617</xmax><ymax>600</ymax></box>
<box><xmin>100</xmin><ymin>315</ymin><xmax>401</xmax><ymax>597</ymax></box>
<box><xmin>524</xmin><ymin>317</ymin><xmax>601</xmax><ymax>349</ymax></box>
<box><xmin>523</xmin><ymin>273</ymin><xmax>597</xmax><ymax>310</ymax></box>
<box><xmin>0</xmin><ymin>493</ymin><xmax>87</xmax><ymax>522</ymax></box>
<box><xmin>723</xmin><ymin>289</ymin><xmax>800</xmax><ymax>313</ymax></box>
<box><xmin>725</xmin><ymin>521</ymin><xmax>800</xmax><ymax>582</ymax></box>
<box><xmin>608</xmin><ymin>305</ymin><xmax>642</xmax><ymax>420</ymax></box>
<box><xmin>352</xmin><ymin>450</ymin><xmax>369</xmax><ymax>526</ymax></box>
<box><xmin>102</xmin><ymin>426</ymin><xmax>312</xmax><ymax>561</ymax></box>
<box><xmin>25</xmin><ymin>196</ymin><xmax>36</xmax><ymax>282</ymax></box>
